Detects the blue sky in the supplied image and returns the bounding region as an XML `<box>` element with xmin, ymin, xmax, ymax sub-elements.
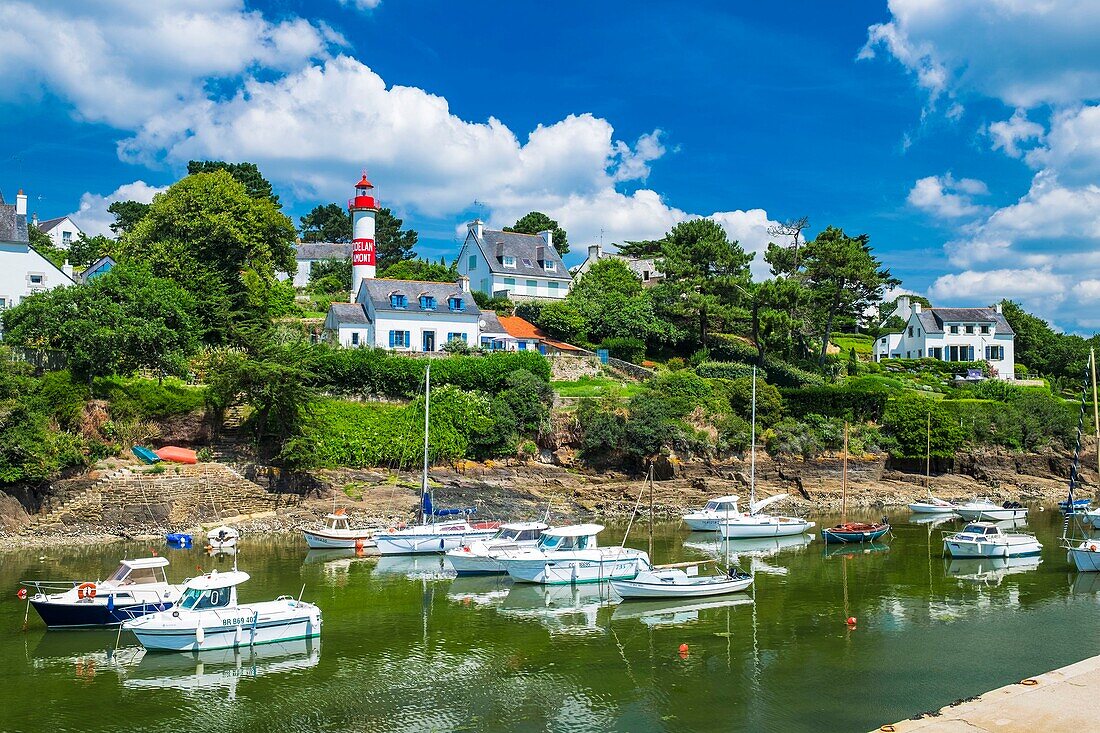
<box><xmin>2</xmin><ymin>1</ymin><xmax>1099</xmax><ymax>331</ymax></box>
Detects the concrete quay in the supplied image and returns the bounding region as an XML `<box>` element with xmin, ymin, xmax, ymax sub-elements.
<box><xmin>873</xmin><ymin>654</ymin><xmax>1100</xmax><ymax>732</ymax></box>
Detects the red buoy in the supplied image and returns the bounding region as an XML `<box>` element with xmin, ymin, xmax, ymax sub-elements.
<box><xmin>846</xmin><ymin>616</ymin><xmax>857</xmax><ymax>626</ymax></box>
<box><xmin>678</xmin><ymin>643</ymin><xmax>689</xmax><ymax>656</ymax></box>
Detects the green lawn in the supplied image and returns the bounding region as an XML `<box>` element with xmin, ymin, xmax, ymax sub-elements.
<box><xmin>832</xmin><ymin>333</ymin><xmax>874</xmax><ymax>356</ymax></box>
<box><xmin>552</xmin><ymin>376</ymin><xmax>642</xmax><ymax>399</ymax></box>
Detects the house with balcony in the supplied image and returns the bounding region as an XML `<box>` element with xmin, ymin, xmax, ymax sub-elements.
<box><xmin>324</xmin><ymin>276</ymin><xmax>481</xmax><ymax>350</ymax></box>
<box><xmin>874</xmin><ymin>298</ymin><xmax>1016</xmax><ymax>379</ymax></box>
<box><xmin>457</xmin><ymin>220</ymin><xmax>572</xmax><ymax>300</ymax></box>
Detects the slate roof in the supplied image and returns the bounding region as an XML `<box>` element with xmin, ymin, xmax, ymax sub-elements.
<box><xmin>916</xmin><ymin>307</ymin><xmax>1015</xmax><ymax>336</ymax></box>
<box><xmin>0</xmin><ymin>190</ymin><xmax>29</xmax><ymax>244</ymax></box>
<box><xmin>36</xmin><ymin>216</ymin><xmax>69</xmax><ymax>233</ymax></box>
<box><xmin>295</xmin><ymin>242</ymin><xmax>354</xmax><ymax>260</ymax></box>
<box><xmin>472</xmin><ymin>229</ymin><xmax>571</xmax><ymax>279</ymax></box>
<box><xmin>329</xmin><ymin>302</ymin><xmax>371</xmax><ymax>324</ymax></box>
<box><xmin>479</xmin><ymin>311</ymin><xmax>509</xmax><ymax>334</ymax></box>
<box><xmin>358</xmin><ymin>278</ymin><xmax>482</xmax><ymax>316</ymax></box>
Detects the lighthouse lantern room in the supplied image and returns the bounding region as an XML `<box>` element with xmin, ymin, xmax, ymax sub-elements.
<box><xmin>348</xmin><ymin>172</ymin><xmax>378</xmax><ymax>299</ymax></box>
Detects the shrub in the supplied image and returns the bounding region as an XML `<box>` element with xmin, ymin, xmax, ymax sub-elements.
<box><xmin>715</xmin><ymin>376</ymin><xmax>784</xmax><ymax>427</ymax></box>
<box><xmin>576</xmin><ymin>397</ymin><xmax>627</xmax><ymax>458</ymax></box>
<box><xmin>880</xmin><ymin>358</ymin><xmax>990</xmax><ymax>378</ymax></box>
<box><xmin>882</xmin><ymin>395</ymin><xmax>966</xmax><ymax>458</ymax></box>
<box><xmin>781</xmin><ymin>385</ymin><xmax>891</xmax><ymax>422</ymax></box>
<box><xmin>707</xmin><ymin>333</ymin><xmax>759</xmax><ymax>363</ymax></box>
<box><xmin>761</xmin><ymin>356</ymin><xmax>825</xmax><ymax>387</ymax></box>
<box><xmin>1015</xmin><ymin>363</ymin><xmax>1029</xmax><ymax>379</ymax></box>
<box><xmin>95</xmin><ymin>376</ymin><xmax>207</xmax><ymax>419</ymax></box>
<box><xmin>599</xmin><ymin>337</ymin><xmax>646</xmax><ymax>364</ymax></box>
<box><xmin>694</xmin><ymin>361</ymin><xmax>760</xmax><ymax>381</ymax></box>
<box><xmin>499</xmin><ymin>369</ymin><xmax>553</xmax><ymax>434</ymax></box>
<box><xmin>666</xmin><ymin>357</ymin><xmax>687</xmax><ymax>372</ymax></box>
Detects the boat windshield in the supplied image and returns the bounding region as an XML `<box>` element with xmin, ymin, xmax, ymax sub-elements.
<box><xmin>105</xmin><ymin>565</ymin><xmax>162</xmax><ymax>585</ymax></box>
<box><xmin>538</xmin><ymin>534</ymin><xmax>589</xmax><ymax>551</ymax></box>
<box><xmin>329</xmin><ymin>517</ymin><xmax>350</xmax><ymax>530</ymax></box>
<box><xmin>493</xmin><ymin>528</ymin><xmax>521</xmax><ymax>542</ymax></box>
<box><xmin>961</xmin><ymin>524</ymin><xmax>993</xmax><ymax>535</ymax></box>
<box><xmin>178</xmin><ymin>587</ymin><xmax>232</xmax><ymax>610</ymax></box>
<box><xmin>704</xmin><ymin>501</ymin><xmax>720</xmax><ymax>511</ymax></box>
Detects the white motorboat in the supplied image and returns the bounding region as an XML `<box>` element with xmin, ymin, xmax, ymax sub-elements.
<box><xmin>718</xmin><ymin>495</ymin><xmax>816</xmax><ymax>538</ymax></box>
<box><xmin>445</xmin><ymin>521</ymin><xmax>549</xmax><ymax>575</ymax></box>
<box><xmin>302</xmin><ymin>511</ymin><xmax>375</xmax><ymax>550</ymax></box>
<box><xmin>942</xmin><ymin>521</ymin><xmax>1042</xmax><ymax>558</ymax></box>
<box><xmin>25</xmin><ymin>557</ymin><xmax>182</xmax><ymax>628</ymax></box>
<box><xmin>1077</xmin><ymin>508</ymin><xmax>1100</xmax><ymax>530</ymax></box>
<box><xmin>610</xmin><ymin>566</ymin><xmax>753</xmax><ymax>599</ymax></box>
<box><xmin>206</xmin><ymin>526</ymin><xmax>239</xmax><ymax>549</ymax></box>
<box><xmin>124</xmin><ymin>569</ymin><xmax>321</xmax><ymax>652</ymax></box>
<box><xmin>954</xmin><ymin>499</ymin><xmax>1028</xmax><ymax>522</ymax></box>
<box><xmin>908</xmin><ymin>496</ymin><xmax>958</xmax><ymax>514</ymax></box>
<box><xmin>498</xmin><ymin>524</ymin><xmax>651</xmax><ymax>585</ymax></box>
<box><xmin>682</xmin><ymin>496</ymin><xmax>741</xmax><ymax>531</ymax></box>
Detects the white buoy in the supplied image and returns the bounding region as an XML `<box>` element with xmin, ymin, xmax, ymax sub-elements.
<box><xmin>196</xmin><ymin>626</ymin><xmax>205</xmax><ymax>645</ymax></box>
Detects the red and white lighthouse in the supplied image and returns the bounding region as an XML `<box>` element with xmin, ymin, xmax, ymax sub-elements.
<box><xmin>348</xmin><ymin>172</ymin><xmax>378</xmax><ymax>300</ymax></box>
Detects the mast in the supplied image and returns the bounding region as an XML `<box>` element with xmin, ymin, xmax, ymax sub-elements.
<box><xmin>648</xmin><ymin>464</ymin><xmax>654</xmax><ymax>561</ymax></box>
<box><xmin>925</xmin><ymin>411</ymin><xmax>931</xmax><ymax>491</ymax></box>
<box><xmin>421</xmin><ymin>361</ymin><xmax>431</xmax><ymax>526</ymax></box>
<box><xmin>841</xmin><ymin>421</ymin><xmax>849</xmax><ymax>524</ymax></box>
<box><xmin>750</xmin><ymin>366</ymin><xmax>757</xmax><ymax>511</ymax></box>
<box><xmin>1092</xmin><ymin>348</ymin><xmax>1099</xmax><ymax>500</ymax></box>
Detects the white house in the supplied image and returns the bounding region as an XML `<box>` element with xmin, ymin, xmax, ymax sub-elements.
<box><xmin>874</xmin><ymin>298</ymin><xmax>1016</xmax><ymax>379</ymax></box>
<box><xmin>34</xmin><ymin>214</ymin><xmax>83</xmax><ymax>250</ymax></box>
<box><xmin>325</xmin><ymin>276</ymin><xmax>481</xmax><ymax>350</ymax></box>
<box><xmin>572</xmin><ymin>242</ymin><xmax>663</xmax><ymax>287</ymax></box>
<box><xmin>456</xmin><ymin>220</ymin><xmax>572</xmax><ymax>300</ymax></box>
<box><xmin>0</xmin><ymin>189</ymin><xmax>74</xmax><ymax>328</ymax></box>
<box><xmin>279</xmin><ymin>242</ymin><xmax>354</xmax><ymax>288</ymax></box>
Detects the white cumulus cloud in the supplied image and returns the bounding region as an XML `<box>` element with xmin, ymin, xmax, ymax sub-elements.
<box><xmin>907</xmin><ymin>173</ymin><xmax>989</xmax><ymax>219</ymax></box>
<box><xmin>68</xmin><ymin>181</ymin><xmax>168</xmax><ymax>237</ymax></box>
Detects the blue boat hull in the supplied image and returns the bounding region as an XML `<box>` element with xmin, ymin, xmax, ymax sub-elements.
<box><xmin>821</xmin><ymin>527</ymin><xmax>890</xmax><ymax>544</ymax></box>
<box><xmin>30</xmin><ymin>599</ymin><xmax>174</xmax><ymax>628</ymax></box>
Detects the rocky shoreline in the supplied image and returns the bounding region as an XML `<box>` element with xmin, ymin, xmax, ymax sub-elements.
<box><xmin>1</xmin><ymin>444</ymin><xmax>1091</xmax><ymax>551</ymax></box>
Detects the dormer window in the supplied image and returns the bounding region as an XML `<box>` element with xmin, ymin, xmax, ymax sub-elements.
<box><xmin>419</xmin><ymin>295</ymin><xmax>437</xmax><ymax>311</ymax></box>
<box><xmin>389</xmin><ymin>293</ymin><xmax>408</xmax><ymax>309</ymax></box>
<box><xmin>543</xmin><ymin>261</ymin><xmax>556</xmax><ymax>271</ymax></box>
<box><xmin>448</xmin><ymin>296</ymin><xmax>464</xmax><ymax>312</ymax></box>
<box><xmin>503</xmin><ymin>256</ymin><xmax>516</xmax><ymax>268</ymax></box>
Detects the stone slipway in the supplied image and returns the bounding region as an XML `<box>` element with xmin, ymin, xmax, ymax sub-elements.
<box><xmin>873</xmin><ymin>654</ymin><xmax>1100</xmax><ymax>732</ymax></box>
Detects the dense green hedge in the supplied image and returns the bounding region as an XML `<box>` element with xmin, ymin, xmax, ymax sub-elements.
<box><xmin>694</xmin><ymin>361</ymin><xmax>762</xmax><ymax>381</ymax></box>
<box><xmin>93</xmin><ymin>376</ymin><xmax>207</xmax><ymax>419</ymax></box>
<box><xmin>781</xmin><ymin>386</ymin><xmax>891</xmax><ymax>422</ymax></box>
<box><xmin>705</xmin><ymin>334</ymin><xmax>824</xmax><ymax>387</ymax></box>
<box><xmin>880</xmin><ymin>358</ymin><xmax>990</xmax><ymax>377</ymax></box>
<box><xmin>310</xmin><ymin>348</ymin><xmax>551</xmax><ymax>399</ymax></box>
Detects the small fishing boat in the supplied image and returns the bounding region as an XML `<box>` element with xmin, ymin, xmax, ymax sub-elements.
<box><xmin>682</xmin><ymin>496</ymin><xmax>741</xmax><ymax>531</ymax></box>
<box><xmin>124</xmin><ymin>569</ymin><xmax>321</xmax><ymax>652</ymax></box>
<box><xmin>302</xmin><ymin>509</ymin><xmax>375</xmax><ymax>550</ymax></box>
<box><xmin>1067</xmin><ymin>539</ymin><xmax>1100</xmax><ymax>572</ymax></box>
<box><xmin>165</xmin><ymin>533</ymin><xmax>193</xmax><ymax>548</ymax></box>
<box><xmin>445</xmin><ymin>521</ymin><xmax>549</xmax><ymax>575</ymax></box>
<box><xmin>131</xmin><ymin>446</ymin><xmax>161</xmax><ymax>464</ymax></box>
<box><xmin>942</xmin><ymin>521</ymin><xmax>1042</xmax><ymax>558</ymax></box>
<box><xmin>499</xmin><ymin>524</ymin><xmax>651</xmax><ymax>585</ymax></box>
<box><xmin>908</xmin><ymin>496</ymin><xmax>958</xmax><ymax>514</ymax></box>
<box><xmin>821</xmin><ymin>423</ymin><xmax>890</xmax><ymax>544</ymax></box>
<box><xmin>954</xmin><ymin>499</ymin><xmax>1027</xmax><ymax>522</ymax></box>
<box><xmin>1060</xmin><ymin>498</ymin><xmax>1092</xmax><ymax>514</ymax></box>
<box><xmin>610</xmin><ymin>566</ymin><xmax>753</xmax><ymax>599</ymax></box>
<box><xmin>23</xmin><ymin>557</ymin><xmax>182</xmax><ymax>628</ymax></box>
<box><xmin>206</xmin><ymin>526</ymin><xmax>239</xmax><ymax>550</ymax></box>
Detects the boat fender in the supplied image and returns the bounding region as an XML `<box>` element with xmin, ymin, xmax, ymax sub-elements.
<box><xmin>77</xmin><ymin>582</ymin><xmax>97</xmax><ymax>600</ymax></box>
<box><xmin>16</xmin><ymin>588</ymin><xmax>26</xmax><ymax>600</ymax></box>
<box><xmin>195</xmin><ymin>627</ymin><xmax>205</xmax><ymax>645</ymax></box>
<box><xmin>846</xmin><ymin>616</ymin><xmax>857</xmax><ymax>626</ymax></box>
<box><xmin>1089</xmin><ymin>543</ymin><xmax>1100</xmax><ymax>552</ymax></box>
<box><xmin>388</xmin><ymin>528</ymin><xmax>396</xmax><ymax>534</ymax></box>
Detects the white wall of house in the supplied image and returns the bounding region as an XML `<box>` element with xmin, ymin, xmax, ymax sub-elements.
<box><xmin>38</xmin><ymin>217</ymin><xmax>82</xmax><ymax>250</ymax></box>
<box><xmin>456</xmin><ymin>230</ymin><xmax>570</xmax><ymax>300</ymax></box>
<box><xmin>0</xmin><ymin>242</ymin><xmax>73</xmax><ymax>314</ymax></box>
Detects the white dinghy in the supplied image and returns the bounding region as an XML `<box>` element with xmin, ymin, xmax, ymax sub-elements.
<box><xmin>908</xmin><ymin>496</ymin><xmax>958</xmax><ymax>514</ymax></box>
<box><xmin>124</xmin><ymin>569</ymin><xmax>321</xmax><ymax>652</ymax></box>
<box><xmin>954</xmin><ymin>499</ymin><xmax>1028</xmax><ymax>522</ymax></box>
<box><xmin>206</xmin><ymin>526</ymin><xmax>239</xmax><ymax>550</ymax></box>
<box><xmin>610</xmin><ymin>565</ymin><xmax>752</xmax><ymax>599</ymax></box>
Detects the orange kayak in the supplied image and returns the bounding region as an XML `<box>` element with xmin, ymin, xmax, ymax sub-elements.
<box><xmin>156</xmin><ymin>446</ymin><xmax>198</xmax><ymax>464</ymax></box>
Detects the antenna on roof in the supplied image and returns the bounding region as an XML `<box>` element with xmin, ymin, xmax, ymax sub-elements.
<box><xmin>472</xmin><ymin>199</ymin><xmax>486</xmax><ymax>220</ymax></box>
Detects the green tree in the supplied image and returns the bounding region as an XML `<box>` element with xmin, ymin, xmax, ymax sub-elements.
<box><xmin>517</xmin><ymin>300</ymin><xmax>584</xmax><ymax>341</ymax></box>
<box><xmin>186</xmin><ymin>160</ymin><xmax>280</xmax><ymax>207</ymax></box>
<box><xmin>117</xmin><ymin>170</ymin><xmax>297</xmax><ymax>344</ymax></box>
<box><xmin>309</xmin><ymin>258</ymin><xmax>353</xmax><ymax>292</ymax></box>
<box><xmin>299</xmin><ymin>203</ymin><xmax>351</xmax><ymax>242</ymax></box>
<box><xmin>107</xmin><ymin>200</ymin><xmax>151</xmax><ymax>235</ymax></box>
<box><xmin>380</xmin><ymin>258</ymin><xmax>457</xmax><ymax>282</ymax></box>
<box><xmin>28</xmin><ymin>226</ymin><xmax>66</xmax><ymax>269</ymax></box>
<box><xmin>68</xmin><ymin>233</ymin><xmax>114</xmax><ymax>268</ymax></box>
<box><xmin>2</xmin><ymin>263</ymin><xmax>199</xmax><ymax>383</ymax></box>
<box><xmin>653</xmin><ymin>219</ymin><xmax>753</xmax><ymax>347</ymax></box>
<box><xmin>375</xmin><ymin>207</ymin><xmax>419</xmax><ymax>271</ymax></box>
<box><xmin>504</xmin><ymin>211</ymin><xmax>568</xmax><ymax>257</ymax></box>
<box><xmin>566</xmin><ymin>258</ymin><xmax>666</xmax><ymax>344</ymax></box>
<box><xmin>998</xmin><ymin>299</ymin><xmax>1088</xmax><ymax>378</ymax></box>
<box><xmin>800</xmin><ymin>226</ymin><xmax>897</xmax><ymax>366</ymax></box>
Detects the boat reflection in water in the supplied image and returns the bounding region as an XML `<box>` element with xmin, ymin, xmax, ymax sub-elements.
<box><xmin>446</xmin><ymin>576</ymin><xmax>511</xmax><ymax>609</ymax></box>
<box><xmin>495</xmin><ymin>582</ymin><xmax>609</xmax><ymax>635</ymax></box>
<box><xmin>821</xmin><ymin>542</ymin><xmax>889</xmax><ymax>559</ymax></box>
<box><xmin>610</xmin><ymin>595</ymin><xmax>753</xmax><ymax>627</ymax></box>
<box><xmin>123</xmin><ymin>639</ymin><xmax>320</xmax><ymax>698</ymax></box>
<box><xmin>946</xmin><ymin>556</ymin><xmax>1042</xmax><ymax>586</ymax></box>
<box><xmin>909</xmin><ymin>513</ymin><xmax>958</xmax><ymax>527</ymax></box>
<box><xmin>373</xmin><ymin>554</ymin><xmax>455</xmax><ymax>581</ymax></box>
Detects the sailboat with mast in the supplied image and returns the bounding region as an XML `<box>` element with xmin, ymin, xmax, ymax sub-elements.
<box><xmin>718</xmin><ymin>367</ymin><xmax>815</xmax><ymax>539</ymax></box>
<box><xmin>1062</xmin><ymin>348</ymin><xmax>1100</xmax><ymax>571</ymax></box>
<box><xmin>822</xmin><ymin>423</ymin><xmax>891</xmax><ymax>544</ymax></box>
<box><xmin>374</xmin><ymin>362</ymin><xmax>501</xmax><ymax>556</ymax></box>
<box><xmin>909</xmin><ymin>412</ymin><xmax>960</xmax><ymax>514</ymax></box>
<box><xmin>611</xmin><ymin>468</ymin><xmax>753</xmax><ymax>599</ymax></box>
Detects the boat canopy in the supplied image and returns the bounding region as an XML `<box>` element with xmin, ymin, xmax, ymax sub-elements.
<box><xmin>542</xmin><ymin>524</ymin><xmax>603</xmax><ymax>538</ymax></box>
<box><xmin>120</xmin><ymin>557</ymin><xmax>170</xmax><ymax>570</ymax></box>
<box><xmin>706</xmin><ymin>495</ymin><xmax>739</xmax><ymax>505</ymax></box>
<box><xmin>184</xmin><ymin>570</ymin><xmax>250</xmax><ymax>591</ymax></box>
<box><xmin>435</xmin><ymin>507</ymin><xmax>476</xmax><ymax>517</ymax></box>
<box><xmin>750</xmin><ymin>493</ymin><xmax>789</xmax><ymax>514</ymax></box>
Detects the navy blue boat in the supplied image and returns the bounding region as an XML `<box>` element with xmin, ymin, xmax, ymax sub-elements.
<box><xmin>24</xmin><ymin>557</ymin><xmax>183</xmax><ymax>628</ymax></box>
<box><xmin>821</xmin><ymin>520</ymin><xmax>891</xmax><ymax>544</ymax></box>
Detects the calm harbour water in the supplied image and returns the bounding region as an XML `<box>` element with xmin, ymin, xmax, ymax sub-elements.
<box><xmin>4</xmin><ymin>507</ymin><xmax>1099</xmax><ymax>733</ymax></box>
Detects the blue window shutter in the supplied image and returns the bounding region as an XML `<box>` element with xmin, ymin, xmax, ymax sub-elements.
<box><xmin>405</xmin><ymin>331</ymin><xmax>411</xmax><ymax>347</ymax></box>
<box><xmin>389</xmin><ymin>330</ymin><xmax>394</xmax><ymax>348</ymax></box>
